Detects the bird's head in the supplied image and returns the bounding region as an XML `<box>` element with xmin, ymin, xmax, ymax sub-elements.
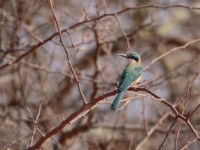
<box><xmin>117</xmin><ymin>52</ymin><xmax>141</xmax><ymax>62</ymax></box>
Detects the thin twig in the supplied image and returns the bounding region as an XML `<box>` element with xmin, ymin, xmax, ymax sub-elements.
<box><xmin>180</xmin><ymin>138</ymin><xmax>198</xmax><ymax>150</ymax></box>
<box><xmin>136</xmin><ymin>112</ymin><xmax>172</xmax><ymax>150</ymax></box>
<box><xmin>114</xmin><ymin>13</ymin><xmax>131</xmax><ymax>50</ymax></box>
<box><xmin>158</xmin><ymin>117</ymin><xmax>178</xmax><ymax>150</ymax></box>
<box><xmin>187</xmin><ymin>104</ymin><xmax>200</xmax><ymax>120</ymax></box>
<box><xmin>48</xmin><ymin>0</ymin><xmax>87</xmax><ymax>104</ymax></box>
<box><xmin>26</xmin><ymin>100</ymin><xmax>45</xmax><ymax>146</ymax></box>
<box><xmin>144</xmin><ymin>38</ymin><xmax>200</xmax><ymax>70</ymax></box>
<box><xmin>174</xmin><ymin>120</ymin><xmax>182</xmax><ymax>150</ymax></box>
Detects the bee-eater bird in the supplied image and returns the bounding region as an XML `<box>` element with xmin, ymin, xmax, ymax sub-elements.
<box><xmin>111</xmin><ymin>52</ymin><xmax>142</xmax><ymax>110</ymax></box>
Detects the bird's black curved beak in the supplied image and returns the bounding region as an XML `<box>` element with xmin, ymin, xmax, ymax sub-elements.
<box><xmin>116</xmin><ymin>54</ymin><xmax>127</xmax><ymax>58</ymax></box>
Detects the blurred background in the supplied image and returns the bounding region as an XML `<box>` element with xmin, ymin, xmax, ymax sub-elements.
<box><xmin>0</xmin><ymin>0</ymin><xmax>200</xmax><ymax>149</ymax></box>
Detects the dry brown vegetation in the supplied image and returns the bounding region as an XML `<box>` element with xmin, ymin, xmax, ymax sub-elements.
<box><xmin>0</xmin><ymin>0</ymin><xmax>200</xmax><ymax>150</ymax></box>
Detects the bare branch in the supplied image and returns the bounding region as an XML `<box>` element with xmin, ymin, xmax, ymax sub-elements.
<box><xmin>48</xmin><ymin>0</ymin><xmax>87</xmax><ymax>104</ymax></box>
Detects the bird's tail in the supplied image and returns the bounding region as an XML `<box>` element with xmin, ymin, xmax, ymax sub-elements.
<box><xmin>111</xmin><ymin>91</ymin><xmax>125</xmax><ymax>110</ymax></box>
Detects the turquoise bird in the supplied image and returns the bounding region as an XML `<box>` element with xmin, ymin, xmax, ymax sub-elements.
<box><xmin>111</xmin><ymin>52</ymin><xmax>142</xmax><ymax>110</ymax></box>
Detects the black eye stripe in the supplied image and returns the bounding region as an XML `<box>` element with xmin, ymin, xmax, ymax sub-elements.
<box><xmin>127</xmin><ymin>53</ymin><xmax>140</xmax><ymax>61</ymax></box>
<box><xmin>130</xmin><ymin>56</ymin><xmax>139</xmax><ymax>61</ymax></box>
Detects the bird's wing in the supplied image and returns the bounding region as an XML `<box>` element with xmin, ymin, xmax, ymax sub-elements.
<box><xmin>119</xmin><ymin>66</ymin><xmax>142</xmax><ymax>91</ymax></box>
